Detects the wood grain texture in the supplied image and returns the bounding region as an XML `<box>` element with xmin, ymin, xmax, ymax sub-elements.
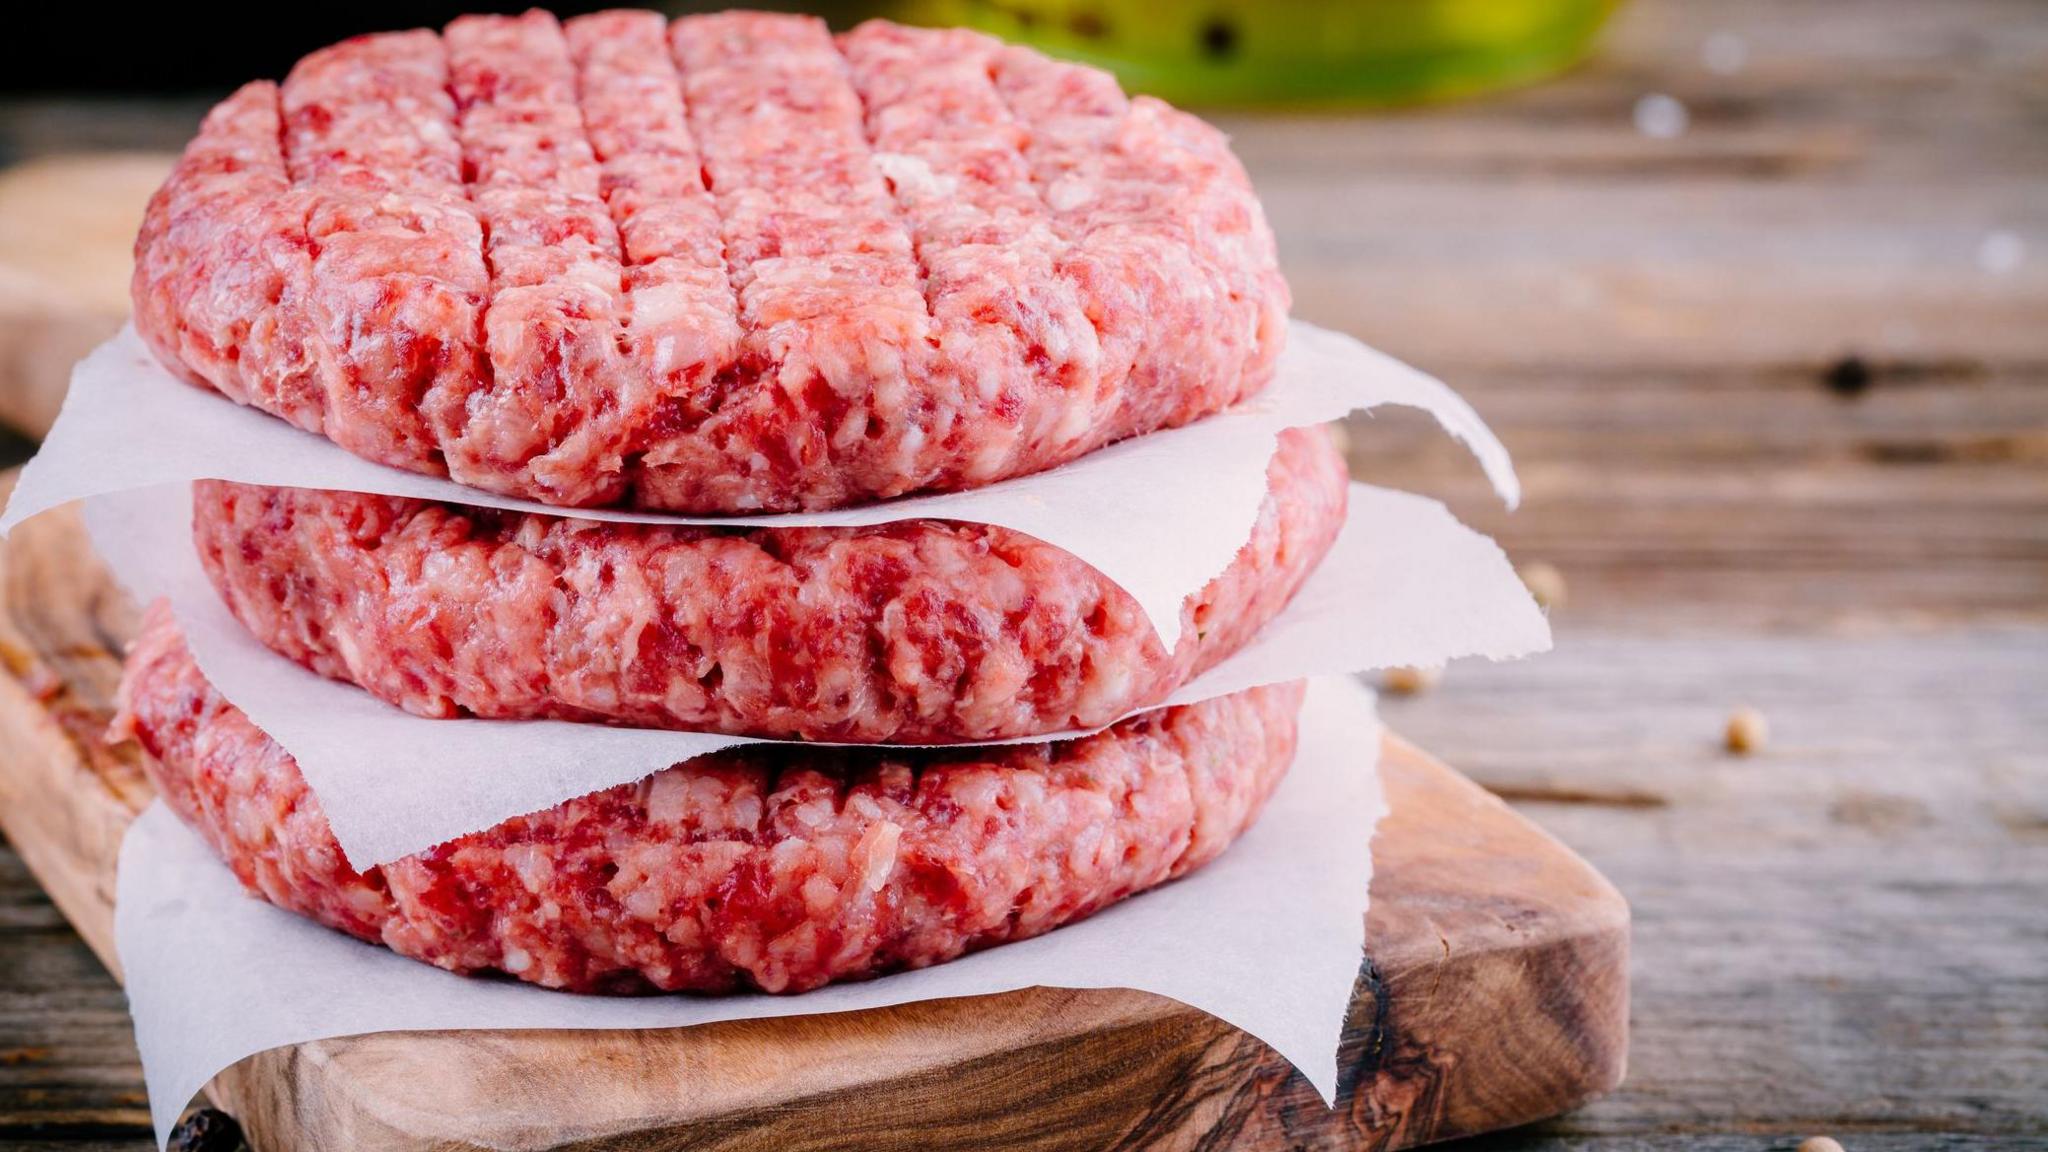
<box><xmin>3</xmin><ymin>0</ymin><xmax>2045</xmax><ymax>1146</ymax></box>
<box><xmin>0</xmin><ymin>482</ymin><xmax>1627</xmax><ymax>1150</ymax></box>
<box><xmin>1270</xmin><ymin>0</ymin><xmax>2048</xmax><ymax>632</ymax></box>
<box><xmin>1384</xmin><ymin>632</ymin><xmax>2048</xmax><ymax>1144</ymax></box>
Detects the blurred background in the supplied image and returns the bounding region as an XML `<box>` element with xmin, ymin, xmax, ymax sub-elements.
<box><xmin>1</xmin><ymin>2</ymin><xmax>2043</xmax><ymax>1149</ymax></box>
<box><xmin>4</xmin><ymin>1</ymin><xmax>1620</xmax><ymax>103</ymax></box>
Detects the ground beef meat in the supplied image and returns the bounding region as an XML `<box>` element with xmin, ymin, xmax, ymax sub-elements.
<box><xmin>192</xmin><ymin>426</ymin><xmax>1344</xmax><ymax>743</ymax></box>
<box><xmin>131</xmin><ymin>10</ymin><xmax>1289</xmax><ymax>514</ymax></box>
<box><xmin>114</xmin><ymin>603</ymin><xmax>1304</xmax><ymax>995</ymax></box>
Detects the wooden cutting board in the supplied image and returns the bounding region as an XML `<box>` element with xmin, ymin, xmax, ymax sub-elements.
<box><xmin>0</xmin><ymin>484</ymin><xmax>1627</xmax><ymax>1151</ymax></box>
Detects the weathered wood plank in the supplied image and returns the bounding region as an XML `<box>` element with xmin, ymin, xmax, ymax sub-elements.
<box><xmin>1265</xmin><ymin>0</ymin><xmax>2048</xmax><ymax>631</ymax></box>
<box><xmin>1441</xmin><ymin>1131</ymin><xmax>2048</xmax><ymax>1139</ymax></box>
<box><xmin>0</xmin><ymin>838</ymin><xmax>149</xmax><ymax>1141</ymax></box>
<box><xmin>2</xmin><ymin>0</ymin><xmax>2044</xmax><ymax>1146</ymax></box>
<box><xmin>1226</xmin><ymin>0</ymin><xmax>2048</xmax><ymax>373</ymax></box>
<box><xmin>0</xmin><ymin>1142</ymin><xmax>151</xmax><ymax>1152</ymax></box>
<box><xmin>1382</xmin><ymin>626</ymin><xmax>2048</xmax><ymax>1141</ymax></box>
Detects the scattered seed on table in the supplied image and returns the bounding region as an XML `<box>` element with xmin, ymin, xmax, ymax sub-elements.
<box><xmin>1726</xmin><ymin>706</ymin><xmax>1769</xmax><ymax>755</ymax></box>
<box><xmin>1382</xmin><ymin>666</ymin><xmax>1444</xmax><ymax>695</ymax></box>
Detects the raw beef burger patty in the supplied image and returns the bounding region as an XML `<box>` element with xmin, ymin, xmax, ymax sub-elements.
<box><xmin>132</xmin><ymin>9</ymin><xmax>1289</xmax><ymax>513</ymax></box>
<box><xmin>116</xmin><ymin>604</ymin><xmax>1305</xmax><ymax>995</ymax></box>
<box><xmin>195</xmin><ymin>426</ymin><xmax>1346</xmax><ymax>743</ymax></box>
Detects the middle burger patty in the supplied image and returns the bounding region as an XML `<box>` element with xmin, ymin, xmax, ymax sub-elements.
<box><xmin>195</xmin><ymin>426</ymin><xmax>1346</xmax><ymax>743</ymax></box>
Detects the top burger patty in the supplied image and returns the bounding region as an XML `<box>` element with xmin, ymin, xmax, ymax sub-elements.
<box><xmin>131</xmin><ymin>9</ymin><xmax>1289</xmax><ymax>513</ymax></box>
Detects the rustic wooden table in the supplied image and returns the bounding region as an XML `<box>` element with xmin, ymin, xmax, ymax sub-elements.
<box><xmin>2</xmin><ymin>0</ymin><xmax>2043</xmax><ymax>1148</ymax></box>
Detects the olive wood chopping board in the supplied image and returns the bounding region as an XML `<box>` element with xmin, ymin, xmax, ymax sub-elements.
<box><xmin>0</xmin><ymin>485</ymin><xmax>1628</xmax><ymax>1151</ymax></box>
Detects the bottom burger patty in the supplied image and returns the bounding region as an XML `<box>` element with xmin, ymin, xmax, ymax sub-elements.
<box><xmin>114</xmin><ymin>603</ymin><xmax>1304</xmax><ymax>995</ymax></box>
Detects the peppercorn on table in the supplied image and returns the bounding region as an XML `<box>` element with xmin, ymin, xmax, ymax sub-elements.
<box><xmin>2</xmin><ymin>0</ymin><xmax>2045</xmax><ymax>1148</ymax></box>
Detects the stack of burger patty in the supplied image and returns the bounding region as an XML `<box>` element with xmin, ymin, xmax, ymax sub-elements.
<box><xmin>113</xmin><ymin>9</ymin><xmax>1344</xmax><ymax>995</ymax></box>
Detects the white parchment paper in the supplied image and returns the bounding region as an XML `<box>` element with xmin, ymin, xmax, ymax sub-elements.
<box><xmin>10</xmin><ymin>321</ymin><xmax>1516</xmax><ymax>649</ymax></box>
<box><xmin>117</xmin><ymin>675</ymin><xmax>1387</xmax><ymax>1149</ymax></box>
<box><xmin>85</xmin><ymin>481</ymin><xmax>1545</xmax><ymax>868</ymax></box>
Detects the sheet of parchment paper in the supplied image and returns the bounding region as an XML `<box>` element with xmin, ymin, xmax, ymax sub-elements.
<box><xmin>86</xmin><ymin>481</ymin><xmax>1544</xmax><ymax>867</ymax></box>
<box><xmin>10</xmin><ymin>321</ymin><xmax>1515</xmax><ymax>649</ymax></box>
<box><xmin>116</xmin><ymin>675</ymin><xmax>1387</xmax><ymax>1149</ymax></box>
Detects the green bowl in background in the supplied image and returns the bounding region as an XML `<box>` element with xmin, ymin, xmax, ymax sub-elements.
<box><xmin>884</xmin><ymin>0</ymin><xmax>1623</xmax><ymax>106</ymax></box>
